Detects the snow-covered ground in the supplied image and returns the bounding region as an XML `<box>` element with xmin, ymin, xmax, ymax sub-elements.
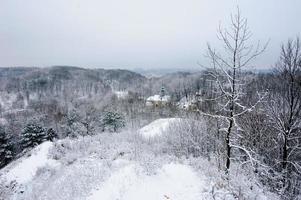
<box><xmin>3</xmin><ymin>141</ymin><xmax>59</xmax><ymax>184</ymax></box>
<box><xmin>138</xmin><ymin>118</ymin><xmax>181</xmax><ymax>138</ymax></box>
<box><xmin>0</xmin><ymin>119</ymin><xmax>279</xmax><ymax>200</ymax></box>
<box><xmin>88</xmin><ymin>161</ymin><xmax>209</xmax><ymax>200</ymax></box>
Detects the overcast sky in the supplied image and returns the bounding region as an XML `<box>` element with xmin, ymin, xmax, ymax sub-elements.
<box><xmin>0</xmin><ymin>0</ymin><xmax>300</xmax><ymax>69</ymax></box>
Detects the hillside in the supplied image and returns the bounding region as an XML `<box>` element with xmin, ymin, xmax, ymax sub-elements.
<box><xmin>0</xmin><ymin>66</ymin><xmax>146</xmax><ymax>92</ymax></box>
<box><xmin>0</xmin><ymin>118</ymin><xmax>279</xmax><ymax>200</ymax></box>
<box><xmin>0</xmin><ymin>66</ymin><xmax>147</xmax><ymax>114</ymax></box>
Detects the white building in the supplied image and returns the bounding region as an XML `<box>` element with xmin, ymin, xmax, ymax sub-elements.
<box><xmin>146</xmin><ymin>94</ymin><xmax>171</xmax><ymax>107</ymax></box>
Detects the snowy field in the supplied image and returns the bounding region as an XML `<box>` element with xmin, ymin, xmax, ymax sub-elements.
<box><xmin>0</xmin><ymin>118</ymin><xmax>279</xmax><ymax>200</ymax></box>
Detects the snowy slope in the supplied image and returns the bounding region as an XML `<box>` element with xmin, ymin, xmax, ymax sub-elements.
<box><xmin>0</xmin><ymin>131</ymin><xmax>279</xmax><ymax>200</ymax></box>
<box><xmin>88</xmin><ymin>162</ymin><xmax>209</xmax><ymax>200</ymax></box>
<box><xmin>4</xmin><ymin>141</ymin><xmax>59</xmax><ymax>184</ymax></box>
<box><xmin>138</xmin><ymin>118</ymin><xmax>181</xmax><ymax>138</ymax></box>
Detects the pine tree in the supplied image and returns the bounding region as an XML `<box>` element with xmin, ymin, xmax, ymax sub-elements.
<box><xmin>102</xmin><ymin>112</ymin><xmax>125</xmax><ymax>132</ymax></box>
<box><xmin>21</xmin><ymin>123</ymin><xmax>47</xmax><ymax>150</ymax></box>
<box><xmin>0</xmin><ymin>127</ymin><xmax>14</xmax><ymax>168</ymax></box>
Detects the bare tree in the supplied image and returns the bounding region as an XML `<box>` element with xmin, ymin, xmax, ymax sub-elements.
<box><xmin>267</xmin><ymin>37</ymin><xmax>301</xmax><ymax>195</ymax></box>
<box><xmin>203</xmin><ymin>7</ymin><xmax>268</xmax><ymax>173</ymax></box>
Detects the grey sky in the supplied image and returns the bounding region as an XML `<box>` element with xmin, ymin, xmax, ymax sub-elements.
<box><xmin>0</xmin><ymin>0</ymin><xmax>300</xmax><ymax>69</ymax></box>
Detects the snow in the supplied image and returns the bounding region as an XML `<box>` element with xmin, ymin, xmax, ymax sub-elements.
<box><xmin>0</xmin><ymin>117</ymin><xmax>8</xmax><ymax>125</ymax></box>
<box><xmin>0</xmin><ymin>132</ymin><xmax>279</xmax><ymax>200</ymax></box>
<box><xmin>5</xmin><ymin>141</ymin><xmax>59</xmax><ymax>184</ymax></box>
<box><xmin>88</xmin><ymin>162</ymin><xmax>207</xmax><ymax>200</ymax></box>
<box><xmin>0</xmin><ymin>92</ymin><xmax>17</xmax><ymax>111</ymax></box>
<box><xmin>138</xmin><ymin>118</ymin><xmax>181</xmax><ymax>138</ymax></box>
<box><xmin>178</xmin><ymin>97</ymin><xmax>194</xmax><ymax>110</ymax></box>
<box><xmin>146</xmin><ymin>94</ymin><xmax>170</xmax><ymax>102</ymax></box>
<box><xmin>114</xmin><ymin>91</ymin><xmax>128</xmax><ymax>99</ymax></box>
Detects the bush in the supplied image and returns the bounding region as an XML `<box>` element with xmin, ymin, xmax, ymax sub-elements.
<box><xmin>163</xmin><ymin>118</ymin><xmax>209</xmax><ymax>158</ymax></box>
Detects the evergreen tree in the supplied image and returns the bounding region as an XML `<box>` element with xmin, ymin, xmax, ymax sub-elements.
<box><xmin>21</xmin><ymin>123</ymin><xmax>47</xmax><ymax>149</ymax></box>
<box><xmin>102</xmin><ymin>112</ymin><xmax>125</xmax><ymax>132</ymax></box>
<box><xmin>0</xmin><ymin>127</ymin><xmax>14</xmax><ymax>168</ymax></box>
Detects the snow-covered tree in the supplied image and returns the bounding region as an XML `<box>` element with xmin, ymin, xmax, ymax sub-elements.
<box><xmin>203</xmin><ymin>8</ymin><xmax>267</xmax><ymax>173</ymax></box>
<box><xmin>64</xmin><ymin>109</ymin><xmax>83</xmax><ymax>138</ymax></box>
<box><xmin>102</xmin><ymin>111</ymin><xmax>125</xmax><ymax>132</ymax></box>
<box><xmin>20</xmin><ymin>123</ymin><xmax>47</xmax><ymax>149</ymax></box>
<box><xmin>0</xmin><ymin>127</ymin><xmax>14</xmax><ymax>168</ymax></box>
<box><xmin>79</xmin><ymin>105</ymin><xmax>99</xmax><ymax>135</ymax></box>
<box><xmin>164</xmin><ymin>118</ymin><xmax>209</xmax><ymax>158</ymax></box>
<box><xmin>266</xmin><ymin>37</ymin><xmax>301</xmax><ymax>197</ymax></box>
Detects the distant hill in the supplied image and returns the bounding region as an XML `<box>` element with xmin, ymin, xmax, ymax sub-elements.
<box><xmin>0</xmin><ymin>66</ymin><xmax>147</xmax><ymax>93</ymax></box>
<box><xmin>133</xmin><ymin>67</ymin><xmax>201</xmax><ymax>77</ymax></box>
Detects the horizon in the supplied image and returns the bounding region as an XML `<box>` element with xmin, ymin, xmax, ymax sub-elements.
<box><xmin>0</xmin><ymin>65</ymin><xmax>273</xmax><ymax>77</ymax></box>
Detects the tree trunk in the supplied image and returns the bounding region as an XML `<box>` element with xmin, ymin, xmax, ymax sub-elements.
<box><xmin>226</xmin><ymin>117</ymin><xmax>233</xmax><ymax>173</ymax></box>
<box><xmin>282</xmin><ymin>132</ymin><xmax>288</xmax><ymax>188</ymax></box>
<box><xmin>282</xmin><ymin>133</ymin><xmax>288</xmax><ymax>170</ymax></box>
